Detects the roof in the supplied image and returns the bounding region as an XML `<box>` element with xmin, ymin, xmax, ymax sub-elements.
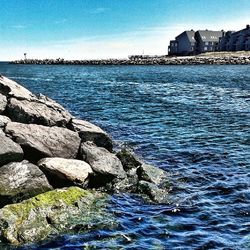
<box><xmin>196</xmin><ymin>30</ymin><xmax>223</xmax><ymax>41</ymax></box>
<box><xmin>176</xmin><ymin>30</ymin><xmax>195</xmax><ymax>43</ymax></box>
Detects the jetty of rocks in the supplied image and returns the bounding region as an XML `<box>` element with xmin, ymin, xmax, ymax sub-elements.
<box><xmin>10</xmin><ymin>52</ymin><xmax>250</xmax><ymax>65</ymax></box>
<box><xmin>0</xmin><ymin>75</ymin><xmax>171</xmax><ymax>245</ymax></box>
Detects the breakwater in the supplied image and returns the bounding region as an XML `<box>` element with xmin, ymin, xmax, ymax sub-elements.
<box><xmin>10</xmin><ymin>55</ymin><xmax>250</xmax><ymax>65</ymax></box>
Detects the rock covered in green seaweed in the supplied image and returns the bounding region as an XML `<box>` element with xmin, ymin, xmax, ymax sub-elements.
<box><xmin>0</xmin><ymin>187</ymin><xmax>113</xmax><ymax>245</ymax></box>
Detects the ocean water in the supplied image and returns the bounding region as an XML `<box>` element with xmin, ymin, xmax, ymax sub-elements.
<box><xmin>0</xmin><ymin>63</ymin><xmax>249</xmax><ymax>249</ymax></box>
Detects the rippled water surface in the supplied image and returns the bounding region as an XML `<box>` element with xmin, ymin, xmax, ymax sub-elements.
<box><xmin>1</xmin><ymin>64</ymin><xmax>250</xmax><ymax>249</ymax></box>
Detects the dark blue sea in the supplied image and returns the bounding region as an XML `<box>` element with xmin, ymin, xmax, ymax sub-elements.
<box><xmin>0</xmin><ymin>63</ymin><xmax>249</xmax><ymax>249</ymax></box>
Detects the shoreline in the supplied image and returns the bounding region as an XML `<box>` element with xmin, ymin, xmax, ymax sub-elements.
<box><xmin>10</xmin><ymin>52</ymin><xmax>250</xmax><ymax>65</ymax></box>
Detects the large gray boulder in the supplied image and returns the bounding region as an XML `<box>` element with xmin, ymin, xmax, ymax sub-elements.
<box><xmin>69</xmin><ymin>119</ymin><xmax>113</xmax><ymax>151</ymax></box>
<box><xmin>0</xmin><ymin>130</ymin><xmax>23</xmax><ymax>166</ymax></box>
<box><xmin>79</xmin><ymin>142</ymin><xmax>126</xmax><ymax>185</ymax></box>
<box><xmin>6</xmin><ymin>97</ymin><xmax>72</xmax><ymax>127</ymax></box>
<box><xmin>0</xmin><ymin>93</ymin><xmax>7</xmax><ymax>114</ymax></box>
<box><xmin>5</xmin><ymin>122</ymin><xmax>81</xmax><ymax>162</ymax></box>
<box><xmin>0</xmin><ymin>160</ymin><xmax>53</xmax><ymax>207</ymax></box>
<box><xmin>0</xmin><ymin>187</ymin><xmax>112</xmax><ymax>245</ymax></box>
<box><xmin>38</xmin><ymin>157</ymin><xmax>93</xmax><ymax>188</ymax></box>
<box><xmin>0</xmin><ymin>75</ymin><xmax>34</xmax><ymax>100</ymax></box>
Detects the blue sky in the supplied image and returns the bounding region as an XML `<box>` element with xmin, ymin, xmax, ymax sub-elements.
<box><xmin>0</xmin><ymin>0</ymin><xmax>250</xmax><ymax>60</ymax></box>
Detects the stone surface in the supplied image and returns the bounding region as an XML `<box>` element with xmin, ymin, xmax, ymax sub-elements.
<box><xmin>137</xmin><ymin>163</ymin><xmax>168</xmax><ymax>185</ymax></box>
<box><xmin>138</xmin><ymin>181</ymin><xmax>169</xmax><ymax>203</ymax></box>
<box><xmin>0</xmin><ymin>187</ymin><xmax>112</xmax><ymax>245</ymax></box>
<box><xmin>0</xmin><ymin>115</ymin><xmax>10</xmax><ymax>128</ymax></box>
<box><xmin>6</xmin><ymin>97</ymin><xmax>72</xmax><ymax>127</ymax></box>
<box><xmin>38</xmin><ymin>157</ymin><xmax>93</xmax><ymax>188</ymax></box>
<box><xmin>0</xmin><ymin>130</ymin><xmax>23</xmax><ymax>166</ymax></box>
<box><xmin>0</xmin><ymin>160</ymin><xmax>52</xmax><ymax>207</ymax></box>
<box><xmin>116</xmin><ymin>148</ymin><xmax>142</xmax><ymax>171</ymax></box>
<box><xmin>0</xmin><ymin>76</ymin><xmax>34</xmax><ymax>100</ymax></box>
<box><xmin>80</xmin><ymin>142</ymin><xmax>126</xmax><ymax>185</ymax></box>
<box><xmin>0</xmin><ymin>93</ymin><xmax>7</xmax><ymax>114</ymax></box>
<box><xmin>69</xmin><ymin>119</ymin><xmax>113</xmax><ymax>151</ymax></box>
<box><xmin>5</xmin><ymin>122</ymin><xmax>81</xmax><ymax>162</ymax></box>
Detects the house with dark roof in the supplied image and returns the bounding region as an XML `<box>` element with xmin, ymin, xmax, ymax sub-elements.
<box><xmin>194</xmin><ymin>30</ymin><xmax>223</xmax><ymax>54</ymax></box>
<box><xmin>219</xmin><ymin>25</ymin><xmax>250</xmax><ymax>51</ymax></box>
<box><xmin>168</xmin><ymin>30</ymin><xmax>195</xmax><ymax>56</ymax></box>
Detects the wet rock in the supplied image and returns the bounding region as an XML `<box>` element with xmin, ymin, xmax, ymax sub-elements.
<box><xmin>5</xmin><ymin>122</ymin><xmax>81</xmax><ymax>162</ymax></box>
<box><xmin>0</xmin><ymin>76</ymin><xmax>34</xmax><ymax>100</ymax></box>
<box><xmin>0</xmin><ymin>130</ymin><xmax>23</xmax><ymax>166</ymax></box>
<box><xmin>0</xmin><ymin>187</ymin><xmax>111</xmax><ymax>245</ymax></box>
<box><xmin>0</xmin><ymin>93</ymin><xmax>7</xmax><ymax>114</ymax></box>
<box><xmin>79</xmin><ymin>142</ymin><xmax>126</xmax><ymax>185</ymax></box>
<box><xmin>38</xmin><ymin>157</ymin><xmax>93</xmax><ymax>188</ymax></box>
<box><xmin>69</xmin><ymin>119</ymin><xmax>113</xmax><ymax>151</ymax></box>
<box><xmin>112</xmin><ymin>168</ymin><xmax>139</xmax><ymax>193</ymax></box>
<box><xmin>6</xmin><ymin>97</ymin><xmax>72</xmax><ymax>127</ymax></box>
<box><xmin>138</xmin><ymin>181</ymin><xmax>169</xmax><ymax>203</ymax></box>
<box><xmin>116</xmin><ymin>148</ymin><xmax>142</xmax><ymax>171</ymax></box>
<box><xmin>137</xmin><ymin>163</ymin><xmax>168</xmax><ymax>185</ymax></box>
<box><xmin>0</xmin><ymin>115</ymin><xmax>10</xmax><ymax>128</ymax></box>
<box><xmin>0</xmin><ymin>160</ymin><xmax>52</xmax><ymax>207</ymax></box>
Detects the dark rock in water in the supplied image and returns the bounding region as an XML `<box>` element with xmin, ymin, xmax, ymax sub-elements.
<box><xmin>6</xmin><ymin>97</ymin><xmax>72</xmax><ymax>127</ymax></box>
<box><xmin>5</xmin><ymin>122</ymin><xmax>81</xmax><ymax>162</ymax></box>
<box><xmin>0</xmin><ymin>187</ymin><xmax>112</xmax><ymax>245</ymax></box>
<box><xmin>0</xmin><ymin>160</ymin><xmax>52</xmax><ymax>207</ymax></box>
<box><xmin>0</xmin><ymin>93</ymin><xmax>7</xmax><ymax>114</ymax></box>
<box><xmin>0</xmin><ymin>75</ymin><xmax>34</xmax><ymax>100</ymax></box>
<box><xmin>79</xmin><ymin>142</ymin><xmax>126</xmax><ymax>186</ymax></box>
<box><xmin>112</xmin><ymin>168</ymin><xmax>139</xmax><ymax>193</ymax></box>
<box><xmin>0</xmin><ymin>115</ymin><xmax>10</xmax><ymax>128</ymax></box>
<box><xmin>0</xmin><ymin>130</ymin><xmax>23</xmax><ymax>166</ymax></box>
<box><xmin>137</xmin><ymin>163</ymin><xmax>168</xmax><ymax>185</ymax></box>
<box><xmin>116</xmin><ymin>148</ymin><xmax>142</xmax><ymax>171</ymax></box>
<box><xmin>69</xmin><ymin>119</ymin><xmax>113</xmax><ymax>151</ymax></box>
<box><xmin>138</xmin><ymin>180</ymin><xmax>169</xmax><ymax>203</ymax></box>
<box><xmin>38</xmin><ymin>157</ymin><xmax>93</xmax><ymax>188</ymax></box>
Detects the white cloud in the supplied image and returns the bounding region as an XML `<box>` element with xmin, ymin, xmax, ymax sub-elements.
<box><xmin>10</xmin><ymin>25</ymin><xmax>26</xmax><ymax>29</ymax></box>
<box><xmin>89</xmin><ymin>7</ymin><xmax>109</xmax><ymax>14</ymax></box>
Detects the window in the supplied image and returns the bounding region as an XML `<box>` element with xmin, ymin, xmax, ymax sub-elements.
<box><xmin>204</xmin><ymin>46</ymin><xmax>208</xmax><ymax>51</ymax></box>
<box><xmin>205</xmin><ymin>42</ymin><xmax>209</xmax><ymax>45</ymax></box>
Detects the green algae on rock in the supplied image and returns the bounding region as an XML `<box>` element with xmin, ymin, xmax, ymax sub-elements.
<box><xmin>0</xmin><ymin>187</ymin><xmax>113</xmax><ymax>245</ymax></box>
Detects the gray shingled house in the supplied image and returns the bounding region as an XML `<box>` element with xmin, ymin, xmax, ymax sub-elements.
<box><xmin>168</xmin><ymin>30</ymin><xmax>195</xmax><ymax>56</ymax></box>
<box><xmin>194</xmin><ymin>30</ymin><xmax>223</xmax><ymax>54</ymax></box>
<box><xmin>219</xmin><ymin>25</ymin><xmax>250</xmax><ymax>51</ymax></box>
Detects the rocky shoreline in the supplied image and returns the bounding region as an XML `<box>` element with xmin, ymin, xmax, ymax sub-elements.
<box><xmin>10</xmin><ymin>54</ymin><xmax>250</xmax><ymax>65</ymax></box>
<box><xmin>0</xmin><ymin>75</ymin><xmax>171</xmax><ymax>246</ymax></box>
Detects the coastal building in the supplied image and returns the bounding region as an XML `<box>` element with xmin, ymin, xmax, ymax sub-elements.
<box><xmin>194</xmin><ymin>30</ymin><xmax>223</xmax><ymax>54</ymax></box>
<box><xmin>219</xmin><ymin>25</ymin><xmax>250</xmax><ymax>51</ymax></box>
<box><xmin>168</xmin><ymin>25</ymin><xmax>250</xmax><ymax>55</ymax></box>
<box><xmin>168</xmin><ymin>30</ymin><xmax>195</xmax><ymax>56</ymax></box>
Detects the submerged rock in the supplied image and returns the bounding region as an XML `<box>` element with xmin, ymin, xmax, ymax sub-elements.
<box><xmin>0</xmin><ymin>160</ymin><xmax>52</xmax><ymax>207</ymax></box>
<box><xmin>137</xmin><ymin>163</ymin><xmax>168</xmax><ymax>186</ymax></box>
<box><xmin>0</xmin><ymin>187</ymin><xmax>111</xmax><ymax>245</ymax></box>
<box><xmin>0</xmin><ymin>130</ymin><xmax>23</xmax><ymax>166</ymax></box>
<box><xmin>5</xmin><ymin>122</ymin><xmax>81</xmax><ymax>162</ymax></box>
<box><xmin>38</xmin><ymin>157</ymin><xmax>93</xmax><ymax>188</ymax></box>
<box><xmin>80</xmin><ymin>142</ymin><xmax>126</xmax><ymax>185</ymax></box>
<box><xmin>6</xmin><ymin>97</ymin><xmax>71</xmax><ymax>127</ymax></box>
<box><xmin>69</xmin><ymin>118</ymin><xmax>113</xmax><ymax>151</ymax></box>
<box><xmin>0</xmin><ymin>93</ymin><xmax>7</xmax><ymax>114</ymax></box>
